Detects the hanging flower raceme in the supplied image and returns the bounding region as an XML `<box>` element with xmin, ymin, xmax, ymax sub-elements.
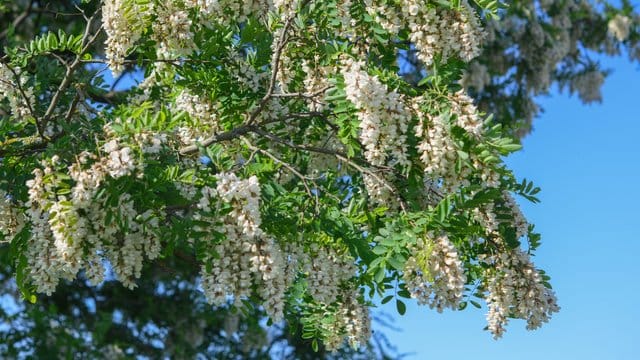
<box><xmin>342</xmin><ymin>57</ymin><xmax>411</xmax><ymax>205</ymax></box>
<box><xmin>403</xmin><ymin>233</ymin><xmax>466</xmax><ymax>312</ymax></box>
<box><xmin>102</xmin><ymin>0</ymin><xmax>147</xmax><ymax>75</ymax></box>
<box><xmin>368</xmin><ymin>0</ymin><xmax>484</xmax><ymax>67</ymax></box>
<box><xmin>0</xmin><ymin>191</ymin><xmax>24</xmax><ymax>241</ymax></box>
<box><xmin>0</xmin><ymin>63</ymin><xmax>35</xmax><ymax>120</ymax></box>
<box><xmin>483</xmin><ymin>249</ymin><xmax>560</xmax><ymax>339</ymax></box>
<box><xmin>199</xmin><ymin>173</ymin><xmax>291</xmax><ymax>321</ymax></box>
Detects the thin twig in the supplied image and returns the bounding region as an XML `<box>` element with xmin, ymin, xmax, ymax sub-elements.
<box><xmin>41</xmin><ymin>8</ymin><xmax>102</xmax><ymax>133</ymax></box>
<box><xmin>240</xmin><ymin>136</ymin><xmax>320</xmax><ymax>214</ymax></box>
<box><xmin>269</xmin><ymin>85</ymin><xmax>332</xmax><ymax>99</ymax></box>
<box><xmin>245</xmin><ymin>15</ymin><xmax>296</xmax><ymax>125</ymax></box>
<box><xmin>178</xmin><ymin>111</ymin><xmax>318</xmax><ymax>155</ymax></box>
<box><xmin>336</xmin><ymin>154</ymin><xmax>408</xmax><ymax>212</ymax></box>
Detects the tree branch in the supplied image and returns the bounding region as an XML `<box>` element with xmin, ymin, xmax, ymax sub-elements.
<box><xmin>41</xmin><ymin>8</ymin><xmax>102</xmax><ymax>133</ymax></box>
<box><xmin>240</xmin><ymin>136</ymin><xmax>320</xmax><ymax>214</ymax></box>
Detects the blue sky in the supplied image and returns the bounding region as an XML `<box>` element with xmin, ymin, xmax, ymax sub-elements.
<box><xmin>381</xmin><ymin>55</ymin><xmax>640</xmax><ymax>359</ymax></box>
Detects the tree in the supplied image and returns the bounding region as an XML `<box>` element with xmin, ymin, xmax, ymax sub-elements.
<box><xmin>0</xmin><ymin>0</ymin><xmax>636</xmax><ymax>358</ymax></box>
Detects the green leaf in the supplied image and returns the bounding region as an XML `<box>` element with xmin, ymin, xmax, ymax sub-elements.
<box><xmin>374</xmin><ymin>266</ymin><xmax>386</xmax><ymax>283</ymax></box>
<box><xmin>396</xmin><ymin>299</ymin><xmax>406</xmax><ymax>315</ymax></box>
<box><xmin>372</xmin><ymin>245</ymin><xmax>387</xmax><ymax>255</ymax></box>
<box><xmin>387</xmin><ymin>254</ymin><xmax>405</xmax><ymax>270</ymax></box>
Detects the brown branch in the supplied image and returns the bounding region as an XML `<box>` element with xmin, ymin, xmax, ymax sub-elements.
<box><xmin>177</xmin><ymin>111</ymin><xmax>317</xmax><ymax>155</ymax></box>
<box><xmin>240</xmin><ymin>136</ymin><xmax>320</xmax><ymax>214</ymax></box>
<box><xmin>249</xmin><ymin>128</ymin><xmax>408</xmax><ymax>210</ymax></box>
<box><xmin>178</xmin><ymin>123</ymin><xmax>259</xmax><ymax>155</ymax></box>
<box><xmin>41</xmin><ymin>8</ymin><xmax>102</xmax><ymax>133</ymax></box>
<box><xmin>0</xmin><ymin>134</ymin><xmax>62</xmax><ymax>158</ymax></box>
<box><xmin>245</xmin><ymin>15</ymin><xmax>296</xmax><ymax>125</ymax></box>
<box><xmin>250</xmin><ymin>127</ymin><xmax>351</xmax><ymax>158</ymax></box>
<box><xmin>85</xmin><ymin>89</ymin><xmax>130</xmax><ymax>105</ymax></box>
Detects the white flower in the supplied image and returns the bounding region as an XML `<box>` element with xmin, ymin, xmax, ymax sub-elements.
<box><xmin>175</xmin><ymin>90</ymin><xmax>216</xmax><ymax>123</ymax></box>
<box><xmin>608</xmin><ymin>15</ymin><xmax>632</xmax><ymax>42</ymax></box>
<box><xmin>103</xmin><ymin>140</ymin><xmax>136</xmax><ymax>178</ymax></box>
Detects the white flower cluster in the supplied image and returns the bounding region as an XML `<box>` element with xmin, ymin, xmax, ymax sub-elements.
<box><xmin>362</xmin><ymin>173</ymin><xmax>399</xmax><ymax>209</ymax></box>
<box><xmin>301</xmin><ymin>57</ymin><xmax>332</xmax><ymax>112</ymax></box>
<box><xmin>258</xmin><ymin>95</ymin><xmax>290</xmax><ymax>123</ymax></box>
<box><xmin>461</xmin><ymin>61</ymin><xmax>490</xmax><ymax>92</ymax></box>
<box><xmin>484</xmin><ymin>249</ymin><xmax>560</xmax><ymax>339</ymax></box>
<box><xmin>135</xmin><ymin>132</ymin><xmax>167</xmax><ymax>155</ymax></box>
<box><xmin>341</xmin><ymin>290</ymin><xmax>372</xmax><ymax>350</ymax></box>
<box><xmin>342</xmin><ymin>58</ymin><xmax>410</xmax><ymax>205</ymax></box>
<box><xmin>342</xmin><ymin>58</ymin><xmax>410</xmax><ymax>168</ymax></box>
<box><xmin>175</xmin><ymin>90</ymin><xmax>218</xmax><ymax>125</ymax></box>
<box><xmin>369</xmin><ymin>0</ymin><xmax>484</xmax><ymax>67</ymax></box>
<box><xmin>216</xmin><ymin>173</ymin><xmax>263</xmax><ymax>236</ymax></box>
<box><xmin>103</xmin><ymin>0</ymin><xmax>197</xmax><ymax>73</ymax></box>
<box><xmin>23</xmin><ymin>146</ymin><xmax>160</xmax><ymax>294</ymax></box>
<box><xmin>175</xmin><ymin>90</ymin><xmax>218</xmax><ymax>145</ymax></box>
<box><xmin>102</xmin><ymin>0</ymin><xmax>146</xmax><ymax>75</ymax></box>
<box><xmin>415</xmin><ymin>111</ymin><xmax>461</xmax><ymax>190</ymax></box>
<box><xmin>473</xmin><ymin>192</ymin><xmax>528</xmax><ymax>242</ymax></box>
<box><xmin>608</xmin><ymin>14</ymin><xmax>633</xmax><ymax>42</ymax></box>
<box><xmin>253</xmin><ymin>237</ymin><xmax>289</xmax><ymax>321</ymax></box>
<box><xmin>46</xmin><ymin>195</ymin><xmax>86</xmax><ymax>278</ymax></box>
<box><xmin>184</xmin><ymin>0</ymin><xmax>272</xmax><ymax>26</ymax></box>
<box><xmin>25</xmin><ymin>162</ymin><xmax>69</xmax><ymax>295</ymax></box>
<box><xmin>473</xmin><ymin>202</ymin><xmax>499</xmax><ymax>237</ymax></box>
<box><xmin>321</xmin><ymin>289</ymin><xmax>372</xmax><ymax>351</ymax></box>
<box><xmin>501</xmin><ymin>192</ymin><xmax>528</xmax><ymax>239</ymax></box>
<box><xmin>200</xmin><ymin>173</ymin><xmax>291</xmax><ymax>321</ymax></box>
<box><xmin>273</xmin><ymin>0</ymin><xmax>298</xmax><ymax>19</ymax></box>
<box><xmin>153</xmin><ymin>2</ymin><xmax>195</xmax><ymax>58</ymax></box>
<box><xmin>103</xmin><ymin>139</ymin><xmax>137</xmax><ymax>178</ymax></box>
<box><xmin>230</xmin><ymin>54</ymin><xmax>270</xmax><ymax>91</ymax></box>
<box><xmin>304</xmin><ymin>245</ymin><xmax>357</xmax><ymax>305</ymax></box>
<box><xmin>0</xmin><ymin>191</ymin><xmax>24</xmax><ymax>241</ymax></box>
<box><xmin>571</xmin><ymin>70</ymin><xmax>605</xmax><ymax>103</ymax></box>
<box><xmin>403</xmin><ymin>233</ymin><xmax>466</xmax><ymax>312</ymax></box>
<box><xmin>306</xmin><ymin>136</ymin><xmax>346</xmax><ymax>176</ymax></box>
<box><xmin>176</xmin><ymin>127</ymin><xmax>202</xmax><ymax>147</ymax></box>
<box><xmin>414</xmin><ymin>94</ymin><xmax>497</xmax><ymax>192</ymax></box>
<box><xmin>449</xmin><ymin>90</ymin><xmax>484</xmax><ymax>137</ymax></box>
<box><xmin>475</xmin><ymin>0</ymin><xmax>621</xmax><ymax>114</ymax></box>
<box><xmin>0</xmin><ymin>63</ymin><xmax>35</xmax><ymax>120</ymax></box>
<box><xmin>104</xmin><ymin>194</ymin><xmax>161</xmax><ymax>289</ymax></box>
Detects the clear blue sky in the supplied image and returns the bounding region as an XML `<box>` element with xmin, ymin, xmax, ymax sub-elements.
<box><xmin>381</xmin><ymin>55</ymin><xmax>640</xmax><ymax>359</ymax></box>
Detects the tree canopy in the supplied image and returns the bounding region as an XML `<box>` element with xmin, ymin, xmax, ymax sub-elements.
<box><xmin>0</xmin><ymin>0</ymin><xmax>637</xmax><ymax>358</ymax></box>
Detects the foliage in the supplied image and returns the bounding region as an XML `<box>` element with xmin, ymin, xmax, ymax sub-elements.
<box><xmin>0</xmin><ymin>0</ymin><xmax>636</xmax><ymax>358</ymax></box>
